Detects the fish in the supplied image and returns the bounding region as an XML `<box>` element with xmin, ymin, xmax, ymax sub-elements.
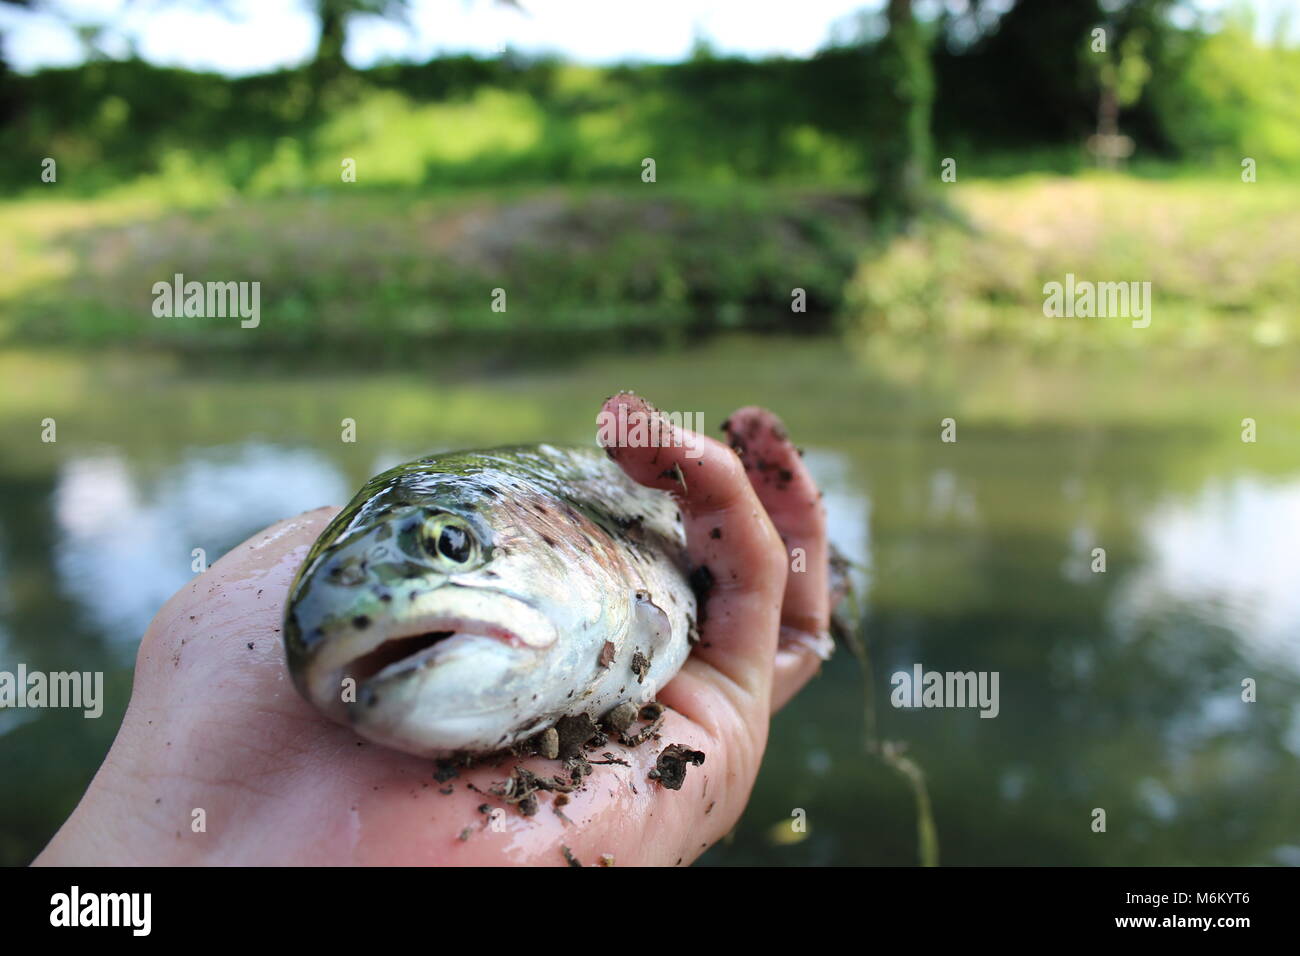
<box><xmin>283</xmin><ymin>443</ymin><xmax>696</xmax><ymax>757</ymax></box>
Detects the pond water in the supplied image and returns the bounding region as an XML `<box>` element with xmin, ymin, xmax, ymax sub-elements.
<box><xmin>1</xmin><ymin>336</ymin><xmax>1298</xmax><ymax>866</ymax></box>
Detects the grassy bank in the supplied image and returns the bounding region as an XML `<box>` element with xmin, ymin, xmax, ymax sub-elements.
<box><xmin>3</xmin><ymin>174</ymin><xmax>1295</xmax><ymax>354</ymax></box>
<box><xmin>848</xmin><ymin>173</ymin><xmax>1300</xmax><ymax>350</ymax></box>
<box><xmin>0</xmin><ymin>185</ymin><xmax>868</xmax><ymax>351</ymax></box>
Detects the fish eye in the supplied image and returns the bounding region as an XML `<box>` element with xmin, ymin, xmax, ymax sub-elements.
<box><xmin>421</xmin><ymin>514</ymin><xmax>478</xmax><ymax>567</ymax></box>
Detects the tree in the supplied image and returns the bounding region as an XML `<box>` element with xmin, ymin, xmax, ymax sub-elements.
<box><xmin>1089</xmin><ymin>28</ymin><xmax>1151</xmax><ymax>168</ymax></box>
<box><xmin>870</xmin><ymin>0</ymin><xmax>933</xmax><ymax>232</ymax></box>
<box><xmin>310</xmin><ymin>0</ymin><xmax>524</xmax><ymax>77</ymax></box>
<box><xmin>311</xmin><ymin>0</ymin><xmax>411</xmax><ymax>81</ymax></box>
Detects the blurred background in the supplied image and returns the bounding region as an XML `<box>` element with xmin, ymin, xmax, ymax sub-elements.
<box><xmin>1</xmin><ymin>0</ymin><xmax>1299</xmax><ymax>867</ymax></box>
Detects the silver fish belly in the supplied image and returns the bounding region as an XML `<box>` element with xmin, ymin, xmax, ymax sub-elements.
<box><xmin>283</xmin><ymin>443</ymin><xmax>696</xmax><ymax>756</ymax></box>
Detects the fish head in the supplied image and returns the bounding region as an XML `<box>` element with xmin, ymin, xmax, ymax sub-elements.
<box><xmin>284</xmin><ymin>469</ymin><xmax>575</xmax><ymax>755</ymax></box>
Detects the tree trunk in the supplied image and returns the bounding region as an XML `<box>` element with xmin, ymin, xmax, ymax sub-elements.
<box><xmin>870</xmin><ymin>0</ymin><xmax>933</xmax><ymax>232</ymax></box>
<box><xmin>313</xmin><ymin>3</ymin><xmax>348</xmax><ymax>77</ymax></box>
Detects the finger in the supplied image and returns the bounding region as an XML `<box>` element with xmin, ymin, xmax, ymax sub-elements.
<box><xmin>722</xmin><ymin>407</ymin><xmax>833</xmax><ymax>713</ymax></box>
<box><xmin>598</xmin><ymin>392</ymin><xmax>787</xmax><ymax>703</ymax></box>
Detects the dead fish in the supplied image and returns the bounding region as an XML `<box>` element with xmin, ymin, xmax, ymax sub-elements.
<box><xmin>283</xmin><ymin>444</ymin><xmax>695</xmax><ymax>756</ymax></box>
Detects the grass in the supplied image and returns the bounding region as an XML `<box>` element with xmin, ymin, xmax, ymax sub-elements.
<box><xmin>847</xmin><ymin>171</ymin><xmax>1300</xmax><ymax>350</ymax></box>
<box><xmin>1</xmin><ymin>171</ymin><xmax>1296</xmax><ymax>355</ymax></box>
<box><xmin>0</xmin><ymin>184</ymin><xmax>867</xmax><ymax>351</ymax></box>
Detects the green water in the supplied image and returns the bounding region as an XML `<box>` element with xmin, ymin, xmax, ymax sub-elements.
<box><xmin>1</xmin><ymin>336</ymin><xmax>1298</xmax><ymax>866</ymax></box>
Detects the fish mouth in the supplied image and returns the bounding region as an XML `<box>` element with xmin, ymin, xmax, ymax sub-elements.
<box><xmin>339</xmin><ymin>613</ymin><xmax>528</xmax><ymax>686</ymax></box>
<box><xmin>298</xmin><ymin>586</ymin><xmax>559</xmax><ymax>726</ymax></box>
<box><xmin>345</xmin><ymin>630</ymin><xmax>456</xmax><ymax>684</ymax></box>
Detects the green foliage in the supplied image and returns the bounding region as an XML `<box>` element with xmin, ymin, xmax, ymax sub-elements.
<box><xmin>847</xmin><ymin>174</ymin><xmax>1300</xmax><ymax>349</ymax></box>
<box><xmin>2</xmin><ymin>9</ymin><xmax>1297</xmax><ymax>199</ymax></box>
<box><xmin>0</xmin><ymin>53</ymin><xmax>884</xmax><ymax>197</ymax></box>
<box><xmin>0</xmin><ymin>187</ymin><xmax>868</xmax><ymax>350</ymax></box>
<box><xmin>1145</xmin><ymin>13</ymin><xmax>1300</xmax><ymax>167</ymax></box>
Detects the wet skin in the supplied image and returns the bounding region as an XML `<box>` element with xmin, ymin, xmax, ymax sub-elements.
<box><xmin>35</xmin><ymin>395</ymin><xmax>831</xmax><ymax>866</ymax></box>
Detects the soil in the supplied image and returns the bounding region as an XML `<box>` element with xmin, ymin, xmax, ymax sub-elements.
<box><xmin>554</xmin><ymin>713</ymin><xmax>599</xmax><ymax>758</ymax></box>
<box><xmin>649</xmin><ymin>744</ymin><xmax>706</xmax><ymax>791</ymax></box>
<box><xmin>630</xmin><ymin>651</ymin><xmax>650</xmax><ymax>683</ymax></box>
<box><xmin>449</xmin><ymin>699</ymin><xmax>701</xmax><ymax>840</ymax></box>
<box><xmin>603</xmin><ymin>701</ymin><xmax>639</xmax><ymax>733</ymax></box>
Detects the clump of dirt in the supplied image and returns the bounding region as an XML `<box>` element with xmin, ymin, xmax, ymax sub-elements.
<box><xmin>554</xmin><ymin>713</ymin><xmax>600</xmax><ymax>758</ymax></box>
<box><xmin>473</xmin><ymin>699</ymin><xmax>682</xmax><ymax>827</ymax></box>
<box><xmin>649</xmin><ymin>744</ymin><xmax>706</xmax><ymax>791</ymax></box>
<box><xmin>603</xmin><ymin>701</ymin><xmax>639</xmax><ymax>734</ymax></box>
<box><xmin>631</xmin><ymin>651</ymin><xmax>651</xmax><ymax>683</ymax></box>
<box><xmin>491</xmin><ymin>763</ymin><xmax>586</xmax><ymax>817</ymax></box>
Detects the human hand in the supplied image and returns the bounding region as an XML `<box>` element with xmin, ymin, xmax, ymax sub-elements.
<box><xmin>36</xmin><ymin>394</ymin><xmax>831</xmax><ymax>866</ymax></box>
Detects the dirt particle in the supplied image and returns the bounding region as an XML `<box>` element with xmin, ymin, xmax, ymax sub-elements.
<box><xmin>598</xmin><ymin>641</ymin><xmax>616</xmax><ymax>669</ymax></box>
<box><xmin>619</xmin><ymin>709</ymin><xmax>666</xmax><ymax>748</ymax></box>
<box><xmin>554</xmin><ymin>713</ymin><xmax>599</xmax><ymax>759</ymax></box>
<box><xmin>639</xmin><ymin>701</ymin><xmax>665</xmax><ymax>721</ymax></box>
<box><xmin>631</xmin><ymin>651</ymin><xmax>650</xmax><ymax>684</ymax></box>
<box><xmin>603</xmin><ymin>701</ymin><xmax>639</xmax><ymax>734</ymax></box>
<box><xmin>534</xmin><ymin>727</ymin><xmax>560</xmax><ymax>760</ymax></box>
<box><xmin>649</xmin><ymin>744</ymin><xmax>706</xmax><ymax>791</ymax></box>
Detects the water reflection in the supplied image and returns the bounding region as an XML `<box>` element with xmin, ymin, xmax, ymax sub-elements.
<box><xmin>801</xmin><ymin>447</ymin><xmax>872</xmax><ymax>587</ymax></box>
<box><xmin>1113</xmin><ymin>476</ymin><xmax>1300</xmax><ymax>670</ymax></box>
<box><xmin>2</xmin><ymin>344</ymin><xmax>1298</xmax><ymax>866</ymax></box>
<box><xmin>51</xmin><ymin>444</ymin><xmax>352</xmax><ymax>657</ymax></box>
